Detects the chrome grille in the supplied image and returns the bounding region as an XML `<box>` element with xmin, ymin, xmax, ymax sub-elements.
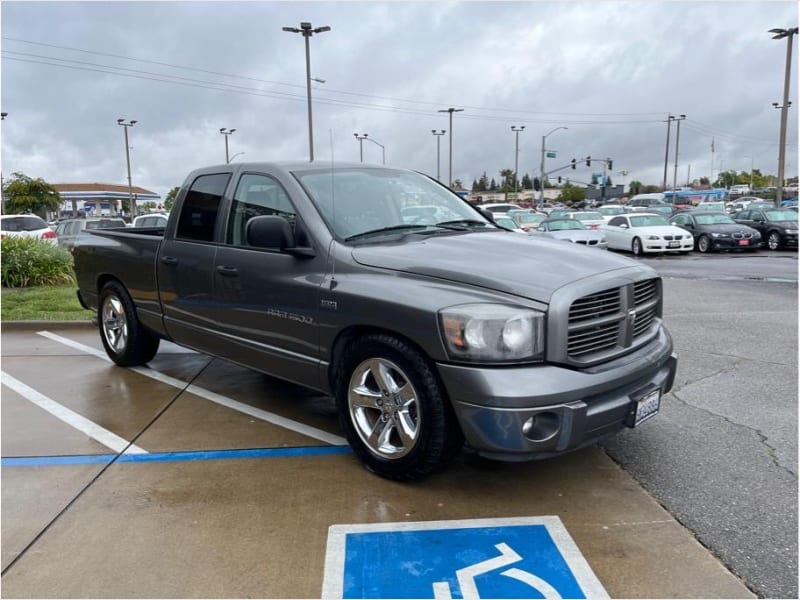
<box><xmin>567</xmin><ymin>278</ymin><xmax>660</xmax><ymax>360</ymax></box>
<box><xmin>663</xmin><ymin>235</ymin><xmax>675</xmax><ymax>241</ymax></box>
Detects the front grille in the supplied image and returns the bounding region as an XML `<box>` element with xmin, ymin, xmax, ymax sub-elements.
<box><xmin>663</xmin><ymin>235</ymin><xmax>675</xmax><ymax>241</ymax></box>
<box><xmin>567</xmin><ymin>278</ymin><xmax>660</xmax><ymax>360</ymax></box>
<box><xmin>733</xmin><ymin>232</ymin><xmax>752</xmax><ymax>239</ymax></box>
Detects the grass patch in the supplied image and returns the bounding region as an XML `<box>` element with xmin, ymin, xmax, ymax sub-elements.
<box><xmin>1</xmin><ymin>285</ymin><xmax>94</xmax><ymax>321</ymax></box>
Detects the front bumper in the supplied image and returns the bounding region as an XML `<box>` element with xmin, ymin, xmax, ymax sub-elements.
<box><xmin>437</xmin><ymin>327</ymin><xmax>677</xmax><ymax>461</ymax></box>
<box><xmin>643</xmin><ymin>240</ymin><xmax>693</xmax><ymax>253</ymax></box>
<box><xmin>711</xmin><ymin>237</ymin><xmax>762</xmax><ymax>250</ymax></box>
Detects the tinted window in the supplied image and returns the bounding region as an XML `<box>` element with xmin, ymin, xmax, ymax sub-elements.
<box><xmin>1</xmin><ymin>216</ymin><xmax>47</xmax><ymax>231</ymax></box>
<box><xmin>671</xmin><ymin>214</ymin><xmax>689</xmax><ymax>225</ymax></box>
<box><xmin>86</xmin><ymin>219</ymin><xmax>125</xmax><ymax>230</ymax></box>
<box><xmin>608</xmin><ymin>216</ymin><xmax>627</xmax><ymax>227</ymax></box>
<box><xmin>176</xmin><ymin>173</ymin><xmax>230</xmax><ymax>242</ymax></box>
<box><xmin>227</xmin><ymin>174</ymin><xmax>295</xmax><ymax>246</ymax></box>
<box><xmin>736</xmin><ymin>211</ymin><xmax>750</xmax><ymax>220</ymax></box>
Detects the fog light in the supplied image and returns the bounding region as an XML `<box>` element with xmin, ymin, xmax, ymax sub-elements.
<box><xmin>522</xmin><ymin>412</ymin><xmax>560</xmax><ymax>442</ymax></box>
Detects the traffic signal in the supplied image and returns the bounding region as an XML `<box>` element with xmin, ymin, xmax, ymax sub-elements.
<box><xmin>586</xmin><ymin>156</ymin><xmax>591</xmax><ymax>167</ymax></box>
<box><xmin>533</xmin><ymin>177</ymin><xmax>541</xmax><ymax>191</ymax></box>
<box><xmin>571</xmin><ymin>158</ymin><xmax>576</xmax><ymax>170</ymax></box>
<box><xmin>607</xmin><ymin>159</ymin><xmax>613</xmax><ymax>170</ymax></box>
<box><xmin>557</xmin><ymin>176</ymin><xmax>562</xmax><ymax>183</ymax></box>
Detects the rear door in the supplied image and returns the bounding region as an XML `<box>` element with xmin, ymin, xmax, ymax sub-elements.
<box><xmin>157</xmin><ymin>171</ymin><xmax>231</xmax><ymax>350</ymax></box>
<box><xmin>209</xmin><ymin>171</ymin><xmax>324</xmax><ymax>387</ymax></box>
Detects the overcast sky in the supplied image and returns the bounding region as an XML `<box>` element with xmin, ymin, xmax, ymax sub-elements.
<box><xmin>1</xmin><ymin>1</ymin><xmax>798</xmax><ymax>201</ymax></box>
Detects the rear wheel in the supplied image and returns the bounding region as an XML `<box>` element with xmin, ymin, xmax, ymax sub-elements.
<box><xmin>335</xmin><ymin>334</ymin><xmax>463</xmax><ymax>481</ymax></box>
<box><xmin>99</xmin><ymin>281</ymin><xmax>160</xmax><ymax>366</ymax></box>
<box><xmin>631</xmin><ymin>237</ymin><xmax>643</xmax><ymax>256</ymax></box>
<box><xmin>697</xmin><ymin>235</ymin><xmax>712</xmax><ymax>253</ymax></box>
<box><xmin>768</xmin><ymin>231</ymin><xmax>782</xmax><ymax>251</ymax></box>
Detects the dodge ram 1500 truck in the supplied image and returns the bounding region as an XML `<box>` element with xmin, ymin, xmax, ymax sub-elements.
<box><xmin>73</xmin><ymin>162</ymin><xmax>677</xmax><ymax>481</ymax></box>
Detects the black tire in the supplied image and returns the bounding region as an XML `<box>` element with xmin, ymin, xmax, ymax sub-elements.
<box><xmin>98</xmin><ymin>281</ymin><xmax>160</xmax><ymax>366</ymax></box>
<box><xmin>334</xmin><ymin>333</ymin><xmax>463</xmax><ymax>481</ymax></box>
<box><xmin>631</xmin><ymin>237</ymin><xmax>643</xmax><ymax>256</ymax></box>
<box><xmin>697</xmin><ymin>235</ymin><xmax>712</xmax><ymax>253</ymax></box>
<box><xmin>767</xmin><ymin>231</ymin><xmax>782</xmax><ymax>251</ymax></box>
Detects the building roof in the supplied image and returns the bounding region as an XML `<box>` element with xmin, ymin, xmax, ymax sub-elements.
<box><xmin>52</xmin><ymin>182</ymin><xmax>157</xmax><ymax>195</ymax></box>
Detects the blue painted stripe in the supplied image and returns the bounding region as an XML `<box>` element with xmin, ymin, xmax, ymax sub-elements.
<box><xmin>2</xmin><ymin>445</ymin><xmax>352</xmax><ymax>467</ymax></box>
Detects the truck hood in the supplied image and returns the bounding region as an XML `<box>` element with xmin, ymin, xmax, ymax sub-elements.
<box><xmin>351</xmin><ymin>231</ymin><xmax>639</xmax><ymax>303</ymax></box>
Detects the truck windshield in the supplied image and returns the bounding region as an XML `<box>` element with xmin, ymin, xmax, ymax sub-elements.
<box><xmin>293</xmin><ymin>167</ymin><xmax>492</xmax><ymax>240</ymax></box>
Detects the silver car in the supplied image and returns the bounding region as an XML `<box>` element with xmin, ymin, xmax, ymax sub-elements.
<box><xmin>533</xmin><ymin>218</ymin><xmax>608</xmax><ymax>249</ymax></box>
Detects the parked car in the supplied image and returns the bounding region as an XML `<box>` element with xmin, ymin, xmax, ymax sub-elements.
<box><xmin>547</xmin><ymin>208</ymin><xmax>571</xmax><ymax>219</ymax></box>
<box><xmin>507</xmin><ymin>209</ymin><xmax>547</xmax><ymax>232</ymax></box>
<box><xmin>533</xmin><ymin>218</ymin><xmax>608</xmax><ymax>249</ymax></box>
<box><xmin>733</xmin><ymin>208</ymin><xmax>798</xmax><ymax>250</ymax></box>
<box><xmin>669</xmin><ymin>211</ymin><xmax>762</xmax><ymax>253</ymax></box>
<box><xmin>55</xmin><ymin>217</ymin><xmax>127</xmax><ymax>251</ymax></box>
<box><xmin>0</xmin><ymin>214</ymin><xmax>57</xmax><ymax>243</ymax></box>
<box><xmin>493</xmin><ymin>215</ymin><xmax>526</xmax><ymax>233</ymax></box>
<box><xmin>565</xmin><ymin>210</ymin><xmax>605</xmax><ymax>230</ymax></box>
<box><xmin>625</xmin><ymin>193</ymin><xmax>667</xmax><ymax>212</ymax></box>
<box><xmin>476</xmin><ymin>202</ymin><xmax>522</xmax><ymax>217</ymax></box>
<box><xmin>132</xmin><ymin>213</ymin><xmax>169</xmax><ymax>228</ymax></box>
<box><xmin>597</xmin><ymin>205</ymin><xmax>626</xmax><ymax>221</ymax></box>
<box><xmin>71</xmin><ymin>161</ymin><xmax>677</xmax><ymax>481</ymax></box>
<box><xmin>729</xmin><ymin>184</ymin><xmax>751</xmax><ymax>196</ymax></box>
<box><xmin>603</xmin><ymin>213</ymin><xmax>694</xmax><ymax>256</ymax></box>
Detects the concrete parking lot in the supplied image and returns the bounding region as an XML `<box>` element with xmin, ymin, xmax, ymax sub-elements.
<box><xmin>1</xmin><ymin>253</ymin><xmax>795</xmax><ymax>598</ymax></box>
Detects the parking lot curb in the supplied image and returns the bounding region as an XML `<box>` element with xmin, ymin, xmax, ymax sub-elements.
<box><xmin>1</xmin><ymin>320</ymin><xmax>95</xmax><ymax>331</ymax></box>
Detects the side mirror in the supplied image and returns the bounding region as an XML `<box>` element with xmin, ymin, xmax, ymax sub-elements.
<box><xmin>246</xmin><ymin>215</ymin><xmax>314</xmax><ymax>257</ymax></box>
<box><xmin>619</xmin><ymin>223</ymin><xmax>629</xmax><ymax>229</ymax></box>
<box><xmin>477</xmin><ymin>207</ymin><xmax>496</xmax><ymax>223</ymax></box>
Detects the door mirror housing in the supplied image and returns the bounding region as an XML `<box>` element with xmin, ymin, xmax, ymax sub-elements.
<box><xmin>246</xmin><ymin>216</ymin><xmax>315</xmax><ymax>257</ymax></box>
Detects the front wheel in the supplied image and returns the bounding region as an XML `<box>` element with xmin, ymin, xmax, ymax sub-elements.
<box><xmin>335</xmin><ymin>334</ymin><xmax>463</xmax><ymax>481</ymax></box>
<box><xmin>99</xmin><ymin>281</ymin><xmax>160</xmax><ymax>366</ymax></box>
<box><xmin>697</xmin><ymin>235</ymin><xmax>712</xmax><ymax>253</ymax></box>
<box><xmin>631</xmin><ymin>237</ymin><xmax>643</xmax><ymax>256</ymax></box>
<box><xmin>768</xmin><ymin>231</ymin><xmax>782</xmax><ymax>251</ymax></box>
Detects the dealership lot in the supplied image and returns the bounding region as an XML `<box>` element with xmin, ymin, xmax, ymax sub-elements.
<box><xmin>2</xmin><ymin>254</ymin><xmax>795</xmax><ymax>598</ymax></box>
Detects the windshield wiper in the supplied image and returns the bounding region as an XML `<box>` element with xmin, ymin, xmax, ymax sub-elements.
<box><xmin>434</xmin><ymin>219</ymin><xmax>492</xmax><ymax>230</ymax></box>
<box><xmin>345</xmin><ymin>224</ymin><xmax>432</xmax><ymax>242</ymax></box>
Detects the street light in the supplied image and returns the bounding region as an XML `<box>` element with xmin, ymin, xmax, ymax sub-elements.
<box><xmin>672</xmin><ymin>114</ymin><xmax>686</xmax><ymax>193</ymax></box>
<box><xmin>365</xmin><ymin>136</ymin><xmax>386</xmax><ymax>165</ymax></box>
<box><xmin>539</xmin><ymin>126</ymin><xmax>568</xmax><ymax>207</ymax></box>
<box><xmin>219</xmin><ymin>128</ymin><xmax>236</xmax><ymax>164</ymax></box>
<box><xmin>770</xmin><ymin>27</ymin><xmax>798</xmax><ymax>206</ymax></box>
<box><xmin>662</xmin><ymin>114</ymin><xmax>678</xmax><ymax>191</ymax></box>
<box><xmin>431</xmin><ymin>130</ymin><xmax>446</xmax><ymax>182</ymax></box>
<box><xmin>354</xmin><ymin>133</ymin><xmax>368</xmax><ymax>163</ymax></box>
<box><xmin>283</xmin><ymin>21</ymin><xmax>331</xmax><ymax>162</ymax></box>
<box><xmin>117</xmin><ymin>118</ymin><xmax>138</xmax><ymax>218</ymax></box>
<box><xmin>511</xmin><ymin>125</ymin><xmax>525</xmax><ymax>194</ymax></box>
<box><xmin>0</xmin><ymin>112</ymin><xmax>6</xmax><ymax>215</ymax></box>
<box><xmin>438</xmin><ymin>107</ymin><xmax>464</xmax><ymax>188</ymax></box>
<box><xmin>742</xmin><ymin>155</ymin><xmax>755</xmax><ymax>191</ymax></box>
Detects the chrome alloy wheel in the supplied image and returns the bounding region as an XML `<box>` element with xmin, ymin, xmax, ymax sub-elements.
<box><xmin>768</xmin><ymin>231</ymin><xmax>781</xmax><ymax>251</ymax></box>
<box><xmin>348</xmin><ymin>358</ymin><xmax>420</xmax><ymax>459</ymax></box>
<box><xmin>101</xmin><ymin>294</ymin><xmax>128</xmax><ymax>354</ymax></box>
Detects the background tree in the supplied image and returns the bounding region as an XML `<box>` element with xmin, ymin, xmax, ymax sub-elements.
<box><xmin>164</xmin><ymin>186</ymin><xmax>180</xmax><ymax>211</ymax></box>
<box><xmin>471</xmin><ymin>179</ymin><xmax>479</xmax><ymax>192</ymax></box>
<box><xmin>3</xmin><ymin>172</ymin><xmax>61</xmax><ymax>218</ymax></box>
<box><xmin>628</xmin><ymin>180</ymin><xmax>643</xmax><ymax>195</ymax></box>
<box><xmin>699</xmin><ymin>177</ymin><xmax>710</xmax><ymax>186</ymax></box>
<box><xmin>478</xmin><ymin>171</ymin><xmax>489</xmax><ymax>191</ymax></box>
<box><xmin>489</xmin><ymin>177</ymin><xmax>498</xmax><ymax>191</ymax></box>
<box><xmin>557</xmin><ymin>183</ymin><xmax>587</xmax><ymax>204</ymax></box>
<box><xmin>521</xmin><ymin>173</ymin><xmax>532</xmax><ymax>190</ymax></box>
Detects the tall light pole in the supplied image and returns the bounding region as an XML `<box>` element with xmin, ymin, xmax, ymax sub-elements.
<box><xmin>743</xmin><ymin>155</ymin><xmax>755</xmax><ymax>191</ymax></box>
<box><xmin>662</xmin><ymin>114</ymin><xmax>677</xmax><ymax>191</ymax></box>
<box><xmin>354</xmin><ymin>133</ymin><xmax>368</xmax><ymax>162</ymax></box>
<box><xmin>539</xmin><ymin>126</ymin><xmax>568</xmax><ymax>207</ymax></box>
<box><xmin>511</xmin><ymin>125</ymin><xmax>525</xmax><ymax>194</ymax></box>
<box><xmin>220</xmin><ymin>128</ymin><xmax>236</xmax><ymax>164</ymax></box>
<box><xmin>365</xmin><ymin>137</ymin><xmax>386</xmax><ymax>165</ymax></box>
<box><xmin>0</xmin><ymin>112</ymin><xmax>7</xmax><ymax>215</ymax></box>
<box><xmin>672</xmin><ymin>114</ymin><xmax>686</xmax><ymax>193</ymax></box>
<box><xmin>770</xmin><ymin>26</ymin><xmax>798</xmax><ymax>206</ymax></box>
<box><xmin>438</xmin><ymin>107</ymin><xmax>463</xmax><ymax>188</ymax></box>
<box><xmin>431</xmin><ymin>130</ymin><xmax>446</xmax><ymax>182</ymax></box>
<box><xmin>117</xmin><ymin>118</ymin><xmax>137</xmax><ymax>218</ymax></box>
<box><xmin>283</xmin><ymin>21</ymin><xmax>331</xmax><ymax>162</ymax></box>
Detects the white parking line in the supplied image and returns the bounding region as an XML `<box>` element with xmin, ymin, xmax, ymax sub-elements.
<box><xmin>37</xmin><ymin>331</ymin><xmax>348</xmax><ymax>446</ymax></box>
<box><xmin>0</xmin><ymin>371</ymin><xmax>148</xmax><ymax>455</ymax></box>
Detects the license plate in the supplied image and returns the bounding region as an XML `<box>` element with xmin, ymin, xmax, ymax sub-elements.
<box><xmin>668</xmin><ymin>241</ymin><xmax>680</xmax><ymax>248</ymax></box>
<box><xmin>626</xmin><ymin>389</ymin><xmax>661</xmax><ymax>427</ymax></box>
<box><xmin>738</xmin><ymin>239</ymin><xmax>749</xmax><ymax>246</ymax></box>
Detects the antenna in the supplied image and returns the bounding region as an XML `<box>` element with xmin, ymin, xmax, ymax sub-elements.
<box><xmin>328</xmin><ymin>128</ymin><xmax>337</xmax><ymax>287</ymax></box>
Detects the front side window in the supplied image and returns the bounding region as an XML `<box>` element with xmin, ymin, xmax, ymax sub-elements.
<box><xmin>630</xmin><ymin>215</ymin><xmax>669</xmax><ymax>227</ymax></box>
<box><xmin>176</xmin><ymin>173</ymin><xmax>231</xmax><ymax>242</ymax></box>
<box><xmin>227</xmin><ymin>174</ymin><xmax>295</xmax><ymax>246</ymax></box>
<box><xmin>608</xmin><ymin>216</ymin><xmax>627</xmax><ymax>227</ymax></box>
<box><xmin>671</xmin><ymin>214</ymin><xmax>689</xmax><ymax>225</ymax></box>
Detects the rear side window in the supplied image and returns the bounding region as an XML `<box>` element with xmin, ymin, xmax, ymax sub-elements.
<box><xmin>176</xmin><ymin>173</ymin><xmax>231</xmax><ymax>242</ymax></box>
<box><xmin>1</xmin><ymin>216</ymin><xmax>47</xmax><ymax>231</ymax></box>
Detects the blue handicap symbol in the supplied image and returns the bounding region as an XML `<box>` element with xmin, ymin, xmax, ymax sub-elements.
<box><xmin>333</xmin><ymin>520</ymin><xmax>603</xmax><ymax>599</ymax></box>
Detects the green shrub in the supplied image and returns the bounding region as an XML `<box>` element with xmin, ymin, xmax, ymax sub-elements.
<box><xmin>1</xmin><ymin>237</ymin><xmax>76</xmax><ymax>288</ymax></box>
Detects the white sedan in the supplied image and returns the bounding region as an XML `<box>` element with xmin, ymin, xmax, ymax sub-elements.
<box><xmin>602</xmin><ymin>213</ymin><xmax>693</xmax><ymax>255</ymax></box>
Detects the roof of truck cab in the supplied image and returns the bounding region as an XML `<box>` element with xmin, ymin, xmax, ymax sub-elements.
<box><xmin>192</xmin><ymin>161</ymin><xmax>393</xmax><ymax>174</ymax></box>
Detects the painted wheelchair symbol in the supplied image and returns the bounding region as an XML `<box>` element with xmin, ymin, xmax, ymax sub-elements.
<box><xmin>432</xmin><ymin>542</ymin><xmax>563</xmax><ymax>600</ymax></box>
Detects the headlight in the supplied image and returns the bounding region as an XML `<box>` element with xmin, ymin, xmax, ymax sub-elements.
<box><xmin>711</xmin><ymin>232</ymin><xmax>730</xmax><ymax>238</ymax></box>
<box><xmin>786</xmin><ymin>229</ymin><xmax>798</xmax><ymax>235</ymax></box>
<box><xmin>440</xmin><ymin>304</ymin><xmax>544</xmax><ymax>363</ymax></box>
<box><xmin>646</xmin><ymin>235</ymin><xmax>660</xmax><ymax>240</ymax></box>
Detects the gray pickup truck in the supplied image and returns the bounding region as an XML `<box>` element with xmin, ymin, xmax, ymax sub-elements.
<box><xmin>73</xmin><ymin>162</ymin><xmax>677</xmax><ymax>481</ymax></box>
